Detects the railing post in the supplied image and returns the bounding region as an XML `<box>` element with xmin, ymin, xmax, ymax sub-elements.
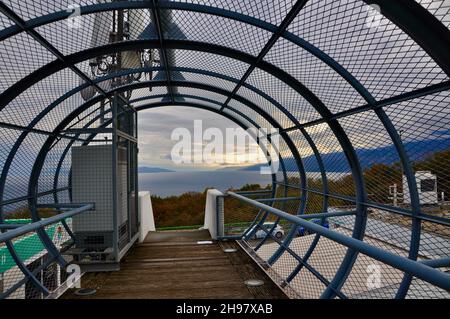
<box><xmin>216</xmin><ymin>194</ymin><xmax>224</xmax><ymax>240</ymax></box>
<box><xmin>203</xmin><ymin>189</ymin><xmax>224</xmax><ymax>240</ymax></box>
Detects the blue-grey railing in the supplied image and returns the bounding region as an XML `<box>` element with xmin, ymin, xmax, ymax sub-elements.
<box><xmin>0</xmin><ymin>0</ymin><xmax>449</xmax><ymax>300</ymax></box>
<box><xmin>0</xmin><ymin>203</ymin><xmax>93</xmax><ymax>299</ymax></box>
<box><xmin>226</xmin><ymin>191</ymin><xmax>450</xmax><ymax>296</ymax></box>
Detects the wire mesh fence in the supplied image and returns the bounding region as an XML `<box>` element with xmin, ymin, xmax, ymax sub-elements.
<box><xmin>0</xmin><ymin>211</ymin><xmax>83</xmax><ymax>299</ymax></box>
<box><xmin>224</xmin><ymin>191</ymin><xmax>450</xmax><ymax>299</ymax></box>
<box><xmin>0</xmin><ymin>0</ymin><xmax>449</xmax><ymax>299</ymax></box>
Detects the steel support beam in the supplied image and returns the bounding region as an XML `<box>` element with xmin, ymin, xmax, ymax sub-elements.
<box><xmin>220</xmin><ymin>0</ymin><xmax>308</xmax><ymax>111</ymax></box>
<box><xmin>0</xmin><ymin>2</ymin><xmax>134</xmax><ymax>110</ymax></box>
<box><xmin>0</xmin><ymin>187</ymin><xmax>69</xmax><ymax>207</ymax></box>
<box><xmin>250</xmin><ymin>223</ymin><xmax>348</xmax><ymax>299</ymax></box>
<box><xmin>0</xmin><ymin>0</ymin><xmax>373</xmax><ymax>106</ymax></box>
<box><xmin>150</xmin><ymin>0</ymin><xmax>175</xmax><ymax>102</ymax></box>
<box><xmin>362</xmin><ymin>0</ymin><xmax>450</xmax><ymax>77</ymax></box>
<box><xmin>254</xmin><ymin>196</ymin><xmax>302</xmax><ymax>203</ymax></box>
<box><xmin>0</xmin><ymin>0</ymin><xmax>447</xmax><ymax>300</ymax></box>
<box><xmin>0</xmin><ymin>122</ymin><xmax>87</xmax><ymax>142</ymax></box>
<box><xmin>295</xmin><ymin>211</ymin><xmax>356</xmax><ymax>220</ymax></box>
<box><xmin>420</xmin><ymin>258</ymin><xmax>450</xmax><ymax>269</ymax></box>
<box><xmin>281</xmin><ymin>80</ymin><xmax>450</xmax><ymax>134</ymax></box>
<box><xmin>0</xmin><ymin>35</ymin><xmax>361</xmax><ymax>281</ymax></box>
<box><xmin>276</xmin><ymin>183</ymin><xmax>450</xmax><ymax>228</ymax></box>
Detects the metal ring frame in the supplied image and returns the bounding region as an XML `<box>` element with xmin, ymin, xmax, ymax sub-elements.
<box><xmin>0</xmin><ymin>0</ymin><xmax>449</xmax><ymax>299</ymax></box>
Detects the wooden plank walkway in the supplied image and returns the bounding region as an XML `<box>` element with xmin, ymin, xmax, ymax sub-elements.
<box><xmin>62</xmin><ymin>230</ymin><xmax>288</xmax><ymax>299</ymax></box>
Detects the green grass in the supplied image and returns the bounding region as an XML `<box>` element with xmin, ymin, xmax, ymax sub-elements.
<box><xmin>156</xmin><ymin>224</ymin><xmax>204</xmax><ymax>231</ymax></box>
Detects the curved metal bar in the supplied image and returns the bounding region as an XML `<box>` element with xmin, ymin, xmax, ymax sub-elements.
<box><xmin>51</xmin><ymin>93</ymin><xmax>286</xmax><ymax>242</ymax></box>
<box><xmin>0</xmin><ymin>68</ymin><xmax>150</xmax><ymax>215</ymax></box>
<box><xmin>183</xmin><ymin>103</ymin><xmax>280</xmax><ymax>240</ymax></box>
<box><xmin>1</xmin><ymin>40</ymin><xmax>366</xmax><ymax>298</ymax></box>
<box><xmin>284</xmin><ymin>127</ymin><xmax>330</xmax><ymax>283</ymax></box>
<box><xmin>51</xmin><ymin>92</ymin><xmax>257</xmax><ymax>197</ymax></box>
<box><xmin>0</xmin><ymin>38</ymin><xmax>347</xmax><ymax>224</ymax></box>
<box><xmin>2</xmin><ymin>59</ymin><xmax>300</xmax><ymax>227</ymax></box>
<box><xmin>41</xmin><ymin>64</ymin><xmax>332</xmax><ymax>268</ymax></box>
<box><xmin>61</xmin><ymin>99</ymin><xmax>286</xmax><ymax>239</ymax></box>
<box><xmin>0</xmin><ymin>0</ymin><xmax>373</xmax><ymax>103</ymax></box>
<box><xmin>222</xmin><ymin>106</ymin><xmax>293</xmax><ymax>241</ymax></box>
<box><xmin>94</xmin><ymin>47</ymin><xmax>367</xmax><ymax>297</ymax></box>
<box><xmin>333</xmin><ymin>3</ymin><xmax>427</xmax><ymax>296</ymax></box>
<box><xmin>48</xmin><ymin>82</ymin><xmax>302</xmax><ymax>245</ymax></box>
<box><xmin>23</xmin><ymin>107</ymin><xmax>116</xmax><ymax>271</ymax></box>
<box><xmin>246</xmin><ymin>129</ymin><xmax>308</xmax><ymax>259</ymax></box>
<box><xmin>376</xmin><ymin>107</ymin><xmax>422</xmax><ymax>299</ymax></box>
<box><xmin>58</xmin><ymin>88</ymin><xmax>298</xmax><ymax>190</ymax></box>
<box><xmin>306</xmin><ymin>61</ymin><xmax>422</xmax><ymax>299</ymax></box>
<box><xmin>0</xmin><ymin>39</ymin><xmax>362</xmax><ymax>179</ymax></box>
<box><xmin>27</xmin><ymin>163</ymin><xmax>68</xmax><ymax>268</ymax></box>
<box><xmin>150</xmin><ymin>98</ymin><xmax>281</xmax><ymax>231</ymax></box>
<box><xmin>30</xmin><ymin>64</ymin><xmax>325</xmax><ymax>216</ymax></box>
<box><xmin>361</xmin><ymin>0</ymin><xmax>450</xmax><ymax>77</ymax></box>
<box><xmin>267</xmin><ymin>125</ymin><xmax>331</xmax><ymax>265</ymax></box>
<box><xmin>0</xmin><ymin>108</ymin><xmax>58</xmax><ymax>296</ymax></box>
<box><xmin>248</xmin><ymin>94</ymin><xmax>329</xmax><ymax>253</ymax></box>
<box><xmin>3</xmin><ymin>1</ymin><xmax>445</xmax><ymax>124</ymax></box>
<box><xmin>25</xmin><ymin>80</ymin><xmax>306</xmax><ymax>264</ymax></box>
<box><xmin>0</xmin><ymin>37</ymin><xmax>338</xmax><ymax>135</ymax></box>
<box><xmin>0</xmin><ymin>0</ymin><xmax>447</xmax><ymax>300</ymax></box>
<box><xmin>1</xmin><ymin>66</ymin><xmax>260</xmax><ymax>217</ymax></box>
<box><xmin>252</xmin><ymin>154</ymin><xmax>289</xmax><ymax>251</ymax></box>
<box><xmin>0</xmin><ymin>238</ymin><xmax>49</xmax><ymax>296</ymax></box>
<box><xmin>321</xmin><ymin>107</ymin><xmax>421</xmax><ymax>299</ymax></box>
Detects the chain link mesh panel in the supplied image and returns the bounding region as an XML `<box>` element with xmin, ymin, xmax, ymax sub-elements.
<box><xmin>0</xmin><ymin>0</ymin><xmax>449</xmax><ymax>299</ymax></box>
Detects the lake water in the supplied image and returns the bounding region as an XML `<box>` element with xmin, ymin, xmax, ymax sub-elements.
<box><xmin>138</xmin><ymin>171</ymin><xmax>350</xmax><ymax>197</ymax></box>
<box><xmin>139</xmin><ymin>171</ymin><xmax>272</xmax><ymax>197</ymax></box>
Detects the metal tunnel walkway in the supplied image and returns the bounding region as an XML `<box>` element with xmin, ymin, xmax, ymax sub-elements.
<box><xmin>0</xmin><ymin>0</ymin><xmax>450</xmax><ymax>299</ymax></box>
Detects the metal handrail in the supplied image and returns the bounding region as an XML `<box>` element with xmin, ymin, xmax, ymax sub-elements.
<box><xmin>0</xmin><ymin>203</ymin><xmax>93</xmax><ymax>243</ymax></box>
<box><xmin>226</xmin><ymin>191</ymin><xmax>450</xmax><ymax>292</ymax></box>
<box><xmin>0</xmin><ymin>203</ymin><xmax>94</xmax><ymax>299</ymax></box>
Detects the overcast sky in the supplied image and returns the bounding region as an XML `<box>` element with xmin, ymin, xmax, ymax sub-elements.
<box><xmin>1</xmin><ymin>0</ymin><xmax>449</xmax><ymax>174</ymax></box>
<box><xmin>137</xmin><ymin>106</ymin><xmax>266</xmax><ymax>171</ymax></box>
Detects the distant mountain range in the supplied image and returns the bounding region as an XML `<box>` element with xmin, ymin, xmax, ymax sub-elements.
<box><xmin>138</xmin><ymin>166</ymin><xmax>175</xmax><ymax>173</ymax></box>
<box><xmin>237</xmin><ymin>138</ymin><xmax>450</xmax><ymax>173</ymax></box>
<box><xmin>137</xmin><ymin>139</ymin><xmax>449</xmax><ymax>174</ymax></box>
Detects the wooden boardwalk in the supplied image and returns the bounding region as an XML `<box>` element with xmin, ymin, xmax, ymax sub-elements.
<box><xmin>62</xmin><ymin>230</ymin><xmax>287</xmax><ymax>299</ymax></box>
